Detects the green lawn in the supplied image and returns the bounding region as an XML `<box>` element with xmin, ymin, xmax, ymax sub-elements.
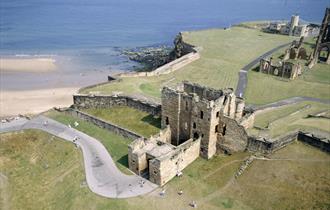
<box><xmin>2</xmin><ymin>130</ymin><xmax>328</xmax><ymax>210</ymax></box>
<box><xmin>81</xmin><ymin>106</ymin><xmax>161</xmax><ymax>138</ymax></box>
<box><xmin>245</xmin><ymin>37</ymin><xmax>330</xmax><ymax>105</ymax></box>
<box><xmin>248</xmin><ymin>101</ymin><xmax>330</xmax><ymax>138</ymax></box>
<box><xmin>81</xmin><ymin>26</ymin><xmax>295</xmax><ymax>101</ymax></box>
<box><xmin>45</xmin><ymin>110</ymin><xmax>132</xmax><ymax>173</ymax></box>
<box><xmin>245</xmin><ymin>66</ymin><xmax>330</xmax><ymax>105</ymax></box>
<box><xmin>224</xmin><ymin>141</ymin><xmax>330</xmax><ymax>210</ymax></box>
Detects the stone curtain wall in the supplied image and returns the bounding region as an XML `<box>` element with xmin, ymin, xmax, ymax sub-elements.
<box><xmin>115</xmin><ymin>50</ymin><xmax>200</xmax><ymax>78</ymax></box>
<box><xmin>73</xmin><ymin>94</ymin><xmax>161</xmax><ymax>117</ymax></box>
<box><xmin>247</xmin><ymin>131</ymin><xmax>330</xmax><ymax>153</ymax></box>
<box><xmin>298</xmin><ymin>132</ymin><xmax>330</xmax><ymax>152</ymax></box>
<box><xmin>63</xmin><ymin>108</ymin><xmax>142</xmax><ymax>140</ymax></box>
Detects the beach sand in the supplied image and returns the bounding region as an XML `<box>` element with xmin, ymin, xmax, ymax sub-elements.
<box><xmin>0</xmin><ymin>87</ymin><xmax>78</xmax><ymax>117</ymax></box>
<box><xmin>0</xmin><ymin>58</ymin><xmax>56</xmax><ymax>72</ymax></box>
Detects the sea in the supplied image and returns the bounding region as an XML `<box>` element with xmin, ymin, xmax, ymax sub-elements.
<box><xmin>0</xmin><ymin>0</ymin><xmax>329</xmax><ymax>90</ymax></box>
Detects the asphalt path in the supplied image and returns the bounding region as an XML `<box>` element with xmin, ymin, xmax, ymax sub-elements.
<box><xmin>235</xmin><ymin>42</ymin><xmax>292</xmax><ymax>97</ymax></box>
<box><xmin>0</xmin><ymin>116</ymin><xmax>157</xmax><ymax>198</ymax></box>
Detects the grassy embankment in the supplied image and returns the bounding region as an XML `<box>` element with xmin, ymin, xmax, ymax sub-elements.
<box><xmin>248</xmin><ymin>101</ymin><xmax>330</xmax><ymax>138</ymax></box>
<box><xmin>81</xmin><ymin>24</ymin><xmax>295</xmax><ymax>102</ymax></box>
<box><xmin>1</xmin><ymin>130</ymin><xmax>329</xmax><ymax>210</ymax></box>
<box><xmin>81</xmin><ymin>106</ymin><xmax>161</xmax><ymax>138</ymax></box>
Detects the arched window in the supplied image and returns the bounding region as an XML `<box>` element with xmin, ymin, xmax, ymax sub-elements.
<box><xmin>222</xmin><ymin>124</ymin><xmax>227</xmax><ymax>135</ymax></box>
<box><xmin>165</xmin><ymin>117</ymin><xmax>169</xmax><ymax>125</ymax></box>
<box><xmin>200</xmin><ymin>111</ymin><xmax>204</xmax><ymax>119</ymax></box>
<box><xmin>215</xmin><ymin>125</ymin><xmax>219</xmax><ymax>133</ymax></box>
<box><xmin>193</xmin><ymin>132</ymin><xmax>199</xmax><ymax>139</ymax></box>
<box><xmin>193</xmin><ymin>122</ymin><xmax>196</xmax><ymax>129</ymax></box>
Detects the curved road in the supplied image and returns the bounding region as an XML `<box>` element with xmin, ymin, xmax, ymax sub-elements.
<box><xmin>0</xmin><ymin>116</ymin><xmax>157</xmax><ymax>198</ymax></box>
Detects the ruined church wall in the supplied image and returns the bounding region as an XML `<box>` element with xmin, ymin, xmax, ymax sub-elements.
<box><xmin>149</xmin><ymin>138</ymin><xmax>201</xmax><ymax>186</ymax></box>
<box><xmin>73</xmin><ymin>94</ymin><xmax>161</xmax><ymax>116</ymax></box>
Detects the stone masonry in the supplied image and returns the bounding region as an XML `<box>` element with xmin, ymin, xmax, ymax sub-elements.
<box><xmin>128</xmin><ymin>82</ymin><xmax>254</xmax><ymax>186</ymax></box>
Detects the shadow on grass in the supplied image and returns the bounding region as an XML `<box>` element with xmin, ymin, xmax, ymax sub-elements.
<box><xmin>141</xmin><ymin>114</ymin><xmax>161</xmax><ymax>129</ymax></box>
<box><xmin>251</xmin><ymin>65</ymin><xmax>260</xmax><ymax>72</ymax></box>
<box><xmin>117</xmin><ymin>155</ymin><xmax>129</xmax><ymax>168</ymax></box>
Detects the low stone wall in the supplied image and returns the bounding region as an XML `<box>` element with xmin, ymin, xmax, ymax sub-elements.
<box><xmin>73</xmin><ymin>94</ymin><xmax>161</xmax><ymax>116</ymax></box>
<box><xmin>247</xmin><ymin>131</ymin><xmax>330</xmax><ymax>153</ymax></box>
<box><xmin>63</xmin><ymin>108</ymin><xmax>142</xmax><ymax>140</ymax></box>
<box><xmin>114</xmin><ymin>51</ymin><xmax>200</xmax><ymax>78</ymax></box>
<box><xmin>298</xmin><ymin>132</ymin><xmax>330</xmax><ymax>152</ymax></box>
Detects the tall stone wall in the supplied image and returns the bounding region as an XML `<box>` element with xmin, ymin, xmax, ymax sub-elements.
<box><xmin>73</xmin><ymin>94</ymin><xmax>161</xmax><ymax>116</ymax></box>
<box><xmin>217</xmin><ymin>116</ymin><xmax>249</xmax><ymax>154</ymax></box>
<box><xmin>63</xmin><ymin>108</ymin><xmax>142</xmax><ymax>140</ymax></box>
<box><xmin>149</xmin><ymin>138</ymin><xmax>201</xmax><ymax>186</ymax></box>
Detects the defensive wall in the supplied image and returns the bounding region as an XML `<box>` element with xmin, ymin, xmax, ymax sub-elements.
<box><xmin>114</xmin><ymin>49</ymin><xmax>200</xmax><ymax>78</ymax></box>
<box><xmin>247</xmin><ymin>131</ymin><xmax>330</xmax><ymax>153</ymax></box>
<box><xmin>73</xmin><ymin>94</ymin><xmax>161</xmax><ymax>117</ymax></box>
<box><xmin>56</xmin><ymin>108</ymin><xmax>142</xmax><ymax>140</ymax></box>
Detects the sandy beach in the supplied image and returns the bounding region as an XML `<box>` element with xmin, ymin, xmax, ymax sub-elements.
<box><xmin>0</xmin><ymin>58</ymin><xmax>56</xmax><ymax>72</ymax></box>
<box><xmin>0</xmin><ymin>87</ymin><xmax>79</xmax><ymax>117</ymax></box>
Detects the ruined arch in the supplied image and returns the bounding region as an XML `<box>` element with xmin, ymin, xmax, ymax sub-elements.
<box><xmin>318</xmin><ymin>43</ymin><xmax>330</xmax><ymax>63</ymax></box>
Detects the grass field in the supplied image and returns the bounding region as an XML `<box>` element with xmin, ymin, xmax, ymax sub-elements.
<box><xmin>1</xmin><ymin>130</ymin><xmax>329</xmax><ymax>210</ymax></box>
<box><xmin>224</xmin><ymin>141</ymin><xmax>330</xmax><ymax>210</ymax></box>
<box><xmin>81</xmin><ymin>106</ymin><xmax>161</xmax><ymax>137</ymax></box>
<box><xmin>45</xmin><ymin>110</ymin><xmax>132</xmax><ymax>173</ymax></box>
<box><xmin>81</xmin><ymin>25</ymin><xmax>295</xmax><ymax>101</ymax></box>
<box><xmin>82</xmin><ymin>24</ymin><xmax>329</xmax><ymax>106</ymax></box>
<box><xmin>248</xmin><ymin>101</ymin><xmax>330</xmax><ymax>138</ymax></box>
<box><xmin>245</xmin><ymin>62</ymin><xmax>330</xmax><ymax>105</ymax></box>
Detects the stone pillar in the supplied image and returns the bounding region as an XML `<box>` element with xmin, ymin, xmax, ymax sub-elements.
<box><xmin>235</xmin><ymin>99</ymin><xmax>245</xmax><ymax>120</ymax></box>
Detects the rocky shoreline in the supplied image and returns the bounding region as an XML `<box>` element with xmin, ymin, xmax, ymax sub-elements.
<box><xmin>122</xmin><ymin>33</ymin><xmax>196</xmax><ymax>72</ymax></box>
<box><xmin>122</xmin><ymin>45</ymin><xmax>173</xmax><ymax>71</ymax></box>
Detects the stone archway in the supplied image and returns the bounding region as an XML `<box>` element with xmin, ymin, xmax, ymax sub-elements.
<box><xmin>318</xmin><ymin>43</ymin><xmax>330</xmax><ymax>64</ymax></box>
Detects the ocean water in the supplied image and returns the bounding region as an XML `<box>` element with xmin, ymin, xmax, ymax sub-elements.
<box><xmin>0</xmin><ymin>0</ymin><xmax>329</xmax><ymax>89</ymax></box>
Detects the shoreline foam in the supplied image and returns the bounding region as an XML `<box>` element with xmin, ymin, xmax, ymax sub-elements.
<box><xmin>0</xmin><ymin>57</ymin><xmax>57</xmax><ymax>73</ymax></box>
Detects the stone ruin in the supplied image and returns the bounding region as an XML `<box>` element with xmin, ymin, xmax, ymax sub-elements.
<box><xmin>128</xmin><ymin>82</ymin><xmax>255</xmax><ymax>186</ymax></box>
<box><xmin>309</xmin><ymin>7</ymin><xmax>330</xmax><ymax>67</ymax></box>
<box><xmin>265</xmin><ymin>15</ymin><xmax>320</xmax><ymax>37</ymax></box>
<box><xmin>258</xmin><ymin>37</ymin><xmax>308</xmax><ymax>80</ymax></box>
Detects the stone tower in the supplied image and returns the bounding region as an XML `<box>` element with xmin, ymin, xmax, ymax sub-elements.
<box><xmin>161</xmin><ymin>82</ymin><xmax>246</xmax><ymax>159</ymax></box>
<box><xmin>289</xmin><ymin>15</ymin><xmax>299</xmax><ymax>36</ymax></box>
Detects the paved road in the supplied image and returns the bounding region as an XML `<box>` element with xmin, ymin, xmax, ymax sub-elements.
<box><xmin>0</xmin><ymin>116</ymin><xmax>157</xmax><ymax>198</ymax></box>
<box><xmin>235</xmin><ymin>42</ymin><xmax>292</xmax><ymax>97</ymax></box>
<box><xmin>248</xmin><ymin>97</ymin><xmax>330</xmax><ymax>111</ymax></box>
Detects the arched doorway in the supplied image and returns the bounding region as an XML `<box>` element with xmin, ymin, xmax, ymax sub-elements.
<box><xmin>318</xmin><ymin>45</ymin><xmax>330</xmax><ymax>63</ymax></box>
